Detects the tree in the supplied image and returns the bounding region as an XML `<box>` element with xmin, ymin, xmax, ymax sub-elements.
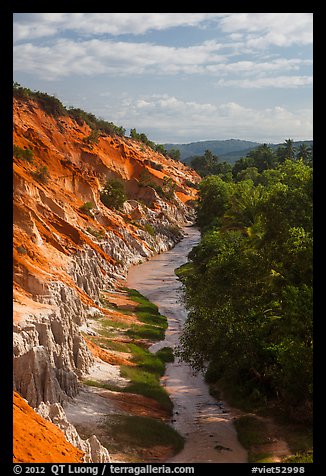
<box><xmin>178</xmin><ymin>155</ymin><xmax>313</xmax><ymax>416</ymax></box>
<box><xmin>245</xmin><ymin>144</ymin><xmax>276</xmax><ymax>173</ymax></box>
<box><xmin>296</xmin><ymin>144</ymin><xmax>312</xmax><ymax>164</ymax></box>
<box><xmin>195</xmin><ymin>176</ymin><xmax>233</xmax><ymax>230</ymax></box>
<box><xmin>168</xmin><ymin>148</ymin><xmax>181</xmax><ymax>161</ymax></box>
<box><xmin>276</xmin><ymin>139</ymin><xmax>296</xmax><ymax>163</ymax></box>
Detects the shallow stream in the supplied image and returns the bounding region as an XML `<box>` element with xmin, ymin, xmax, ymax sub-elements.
<box><xmin>127</xmin><ymin>226</ymin><xmax>247</xmax><ymax>463</ymax></box>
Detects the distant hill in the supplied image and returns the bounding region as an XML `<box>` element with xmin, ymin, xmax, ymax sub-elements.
<box><xmin>164</xmin><ymin>139</ymin><xmax>313</xmax><ymax>164</ymax></box>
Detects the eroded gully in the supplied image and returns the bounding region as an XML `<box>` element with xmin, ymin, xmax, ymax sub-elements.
<box><xmin>127</xmin><ymin>226</ymin><xmax>247</xmax><ymax>463</ymax></box>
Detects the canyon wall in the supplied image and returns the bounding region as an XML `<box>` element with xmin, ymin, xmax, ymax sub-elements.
<box><xmin>13</xmin><ymin>95</ymin><xmax>200</xmax><ymax>462</ymax></box>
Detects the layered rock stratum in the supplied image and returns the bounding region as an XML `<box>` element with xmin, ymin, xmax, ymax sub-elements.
<box><xmin>13</xmin><ymin>94</ymin><xmax>200</xmax><ymax>462</ymax></box>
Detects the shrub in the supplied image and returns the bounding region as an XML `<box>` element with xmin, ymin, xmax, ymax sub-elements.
<box><xmin>79</xmin><ymin>202</ymin><xmax>94</xmax><ymax>216</ymax></box>
<box><xmin>13</xmin><ymin>145</ymin><xmax>34</xmax><ymax>163</ymax></box>
<box><xmin>100</xmin><ymin>178</ymin><xmax>126</xmax><ymax>210</ymax></box>
<box><xmin>31</xmin><ymin>166</ymin><xmax>49</xmax><ymax>184</ymax></box>
<box><xmin>143</xmin><ymin>223</ymin><xmax>155</xmax><ymax>236</ymax></box>
<box><xmin>82</xmin><ymin>130</ymin><xmax>100</xmax><ymax>144</ymax></box>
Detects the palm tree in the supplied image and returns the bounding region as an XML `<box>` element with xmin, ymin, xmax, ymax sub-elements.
<box><xmin>222</xmin><ymin>182</ymin><xmax>266</xmax><ymax>246</ymax></box>
<box><xmin>296</xmin><ymin>143</ymin><xmax>312</xmax><ymax>163</ymax></box>
<box><xmin>284</xmin><ymin>139</ymin><xmax>295</xmax><ymax>160</ymax></box>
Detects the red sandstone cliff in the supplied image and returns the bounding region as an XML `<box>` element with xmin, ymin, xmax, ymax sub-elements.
<box><xmin>13</xmin><ymin>93</ymin><xmax>200</xmax><ymax>462</ymax></box>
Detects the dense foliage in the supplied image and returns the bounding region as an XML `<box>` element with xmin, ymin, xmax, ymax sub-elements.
<box><xmin>190</xmin><ymin>149</ymin><xmax>232</xmax><ymax>179</ymax></box>
<box><xmin>178</xmin><ymin>145</ymin><xmax>312</xmax><ymax>421</ymax></box>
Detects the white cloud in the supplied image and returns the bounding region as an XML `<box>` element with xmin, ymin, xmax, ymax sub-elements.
<box><xmin>13</xmin><ymin>13</ymin><xmax>313</xmax><ymax>47</ymax></box>
<box><xmin>13</xmin><ymin>13</ymin><xmax>225</xmax><ymax>41</ymax></box>
<box><xmin>102</xmin><ymin>94</ymin><xmax>312</xmax><ymax>143</ymax></box>
<box><xmin>13</xmin><ymin>38</ymin><xmax>228</xmax><ymax>80</ymax></box>
<box><xmin>13</xmin><ymin>35</ymin><xmax>312</xmax><ymax>83</ymax></box>
<box><xmin>219</xmin><ymin>13</ymin><xmax>313</xmax><ymax>48</ymax></box>
<box><xmin>12</xmin><ymin>13</ymin><xmax>313</xmax><ymax>143</ymax></box>
<box><xmin>207</xmin><ymin>58</ymin><xmax>312</xmax><ymax>76</ymax></box>
<box><xmin>216</xmin><ymin>75</ymin><xmax>313</xmax><ymax>88</ymax></box>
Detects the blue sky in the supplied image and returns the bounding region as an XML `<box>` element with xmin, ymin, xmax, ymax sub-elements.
<box><xmin>13</xmin><ymin>13</ymin><xmax>313</xmax><ymax>144</ymax></box>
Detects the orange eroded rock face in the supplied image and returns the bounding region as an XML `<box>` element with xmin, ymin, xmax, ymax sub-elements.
<box><xmin>13</xmin><ymin>96</ymin><xmax>200</xmax><ymax>309</ymax></box>
<box><xmin>13</xmin><ymin>392</ymin><xmax>84</xmax><ymax>463</ymax></box>
<box><xmin>84</xmin><ymin>337</ymin><xmax>135</xmax><ymax>367</ymax></box>
<box><xmin>13</xmin><ymin>95</ymin><xmax>200</xmax><ymax>460</ymax></box>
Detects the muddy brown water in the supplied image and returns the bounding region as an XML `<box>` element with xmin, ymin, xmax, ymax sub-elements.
<box><xmin>127</xmin><ymin>226</ymin><xmax>247</xmax><ymax>463</ymax></box>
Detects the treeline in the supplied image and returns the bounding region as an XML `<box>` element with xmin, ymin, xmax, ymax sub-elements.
<box><xmin>13</xmin><ymin>82</ymin><xmax>126</xmax><ymax>137</ymax></box>
<box><xmin>189</xmin><ymin>140</ymin><xmax>312</xmax><ymax>179</ymax></box>
<box><xmin>13</xmin><ymin>82</ymin><xmax>180</xmax><ymax>160</ymax></box>
<box><xmin>178</xmin><ymin>151</ymin><xmax>313</xmax><ymax>422</ymax></box>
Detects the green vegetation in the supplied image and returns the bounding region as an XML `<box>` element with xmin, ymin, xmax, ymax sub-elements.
<box><xmin>143</xmin><ymin>223</ymin><xmax>155</xmax><ymax>236</ymax></box>
<box><xmin>91</xmin><ymin>288</ymin><xmax>172</xmax><ymax>412</ymax></box>
<box><xmin>86</xmin><ymin>227</ymin><xmax>105</xmax><ymax>240</ymax></box>
<box><xmin>234</xmin><ymin>416</ymin><xmax>270</xmax><ymax>463</ymax></box>
<box><xmin>189</xmin><ymin>142</ymin><xmax>312</xmax><ymax>179</ymax></box>
<box><xmin>13</xmin><ymin>144</ymin><xmax>34</xmax><ymax>162</ymax></box>
<box><xmin>156</xmin><ymin>347</ymin><xmax>175</xmax><ymax>363</ymax></box>
<box><xmin>100</xmin><ymin>178</ymin><xmax>126</xmax><ymax>210</ymax></box>
<box><xmin>83</xmin><ymin>380</ymin><xmax>121</xmax><ymax>392</ymax></box>
<box><xmin>120</xmin><ymin>363</ymin><xmax>173</xmax><ymax>413</ymax></box>
<box><xmin>280</xmin><ymin>425</ymin><xmax>313</xmax><ymax>463</ymax></box>
<box><xmin>104</xmin><ymin>414</ymin><xmax>185</xmax><ymax>453</ymax></box>
<box><xmin>69</xmin><ymin>107</ymin><xmax>125</xmax><ymax>137</ymax></box>
<box><xmin>126</xmin><ymin>323</ymin><xmax>166</xmax><ymax>341</ymax></box>
<box><xmin>13</xmin><ymin>82</ymin><xmax>67</xmax><ymax>117</ymax></box>
<box><xmin>190</xmin><ymin>149</ymin><xmax>232</xmax><ymax>180</ymax></box>
<box><xmin>79</xmin><ymin>202</ymin><xmax>94</xmax><ymax>216</ymax></box>
<box><xmin>130</xmin><ymin>128</ymin><xmax>179</xmax><ymax>160</ymax></box>
<box><xmin>13</xmin><ymin>82</ymin><xmax>125</xmax><ymax>136</ymax></box>
<box><xmin>31</xmin><ymin>165</ymin><xmax>50</xmax><ymax>184</ymax></box>
<box><xmin>178</xmin><ymin>144</ymin><xmax>313</xmax><ymax>433</ymax></box>
<box><xmin>234</xmin><ymin>414</ymin><xmax>313</xmax><ymax>463</ymax></box>
<box><xmin>82</xmin><ymin>129</ymin><xmax>100</xmax><ymax>144</ymax></box>
<box><xmin>138</xmin><ymin>170</ymin><xmax>173</xmax><ymax>201</ymax></box>
<box><xmin>16</xmin><ymin>245</ymin><xmax>28</xmax><ymax>255</ymax></box>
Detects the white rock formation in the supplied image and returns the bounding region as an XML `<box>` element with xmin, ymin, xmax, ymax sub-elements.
<box><xmin>37</xmin><ymin>401</ymin><xmax>110</xmax><ymax>463</ymax></box>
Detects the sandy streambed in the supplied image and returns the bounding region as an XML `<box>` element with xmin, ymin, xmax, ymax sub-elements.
<box><xmin>127</xmin><ymin>226</ymin><xmax>247</xmax><ymax>463</ymax></box>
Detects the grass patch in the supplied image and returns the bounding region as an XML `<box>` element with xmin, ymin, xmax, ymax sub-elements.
<box><xmin>128</xmin><ymin>344</ymin><xmax>165</xmax><ymax>375</ymax></box>
<box><xmin>100</xmin><ymin>318</ymin><xmax>131</xmax><ymax>330</ymax></box>
<box><xmin>88</xmin><ymin>336</ymin><xmax>131</xmax><ymax>353</ymax></box>
<box><xmin>120</xmin><ymin>364</ymin><xmax>173</xmax><ymax>413</ymax></box>
<box><xmin>83</xmin><ymin>380</ymin><xmax>121</xmax><ymax>392</ymax></box>
<box><xmin>104</xmin><ymin>414</ymin><xmax>184</xmax><ymax>452</ymax></box>
<box><xmin>251</xmin><ymin>453</ymin><xmax>275</xmax><ymax>463</ymax></box>
<box><xmin>126</xmin><ymin>323</ymin><xmax>165</xmax><ymax>341</ymax></box>
<box><xmin>126</xmin><ymin>288</ymin><xmax>158</xmax><ymax>311</ymax></box>
<box><xmin>280</xmin><ymin>425</ymin><xmax>313</xmax><ymax>463</ymax></box>
<box><xmin>283</xmin><ymin>450</ymin><xmax>313</xmax><ymax>463</ymax></box>
<box><xmin>86</xmin><ymin>288</ymin><xmax>173</xmax><ymax>414</ymax></box>
<box><xmin>175</xmin><ymin>262</ymin><xmax>193</xmax><ymax>281</ymax></box>
<box><xmin>234</xmin><ymin>415</ymin><xmax>269</xmax><ymax>463</ymax></box>
<box><xmin>156</xmin><ymin>347</ymin><xmax>175</xmax><ymax>363</ymax></box>
<box><xmin>234</xmin><ymin>415</ymin><xmax>268</xmax><ymax>447</ymax></box>
<box><xmin>119</xmin><ymin>343</ymin><xmax>174</xmax><ymax>412</ymax></box>
<box><xmin>125</xmin><ymin>288</ymin><xmax>168</xmax><ymax>328</ymax></box>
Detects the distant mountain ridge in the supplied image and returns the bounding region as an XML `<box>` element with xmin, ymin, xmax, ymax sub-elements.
<box><xmin>164</xmin><ymin>139</ymin><xmax>313</xmax><ymax>163</ymax></box>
